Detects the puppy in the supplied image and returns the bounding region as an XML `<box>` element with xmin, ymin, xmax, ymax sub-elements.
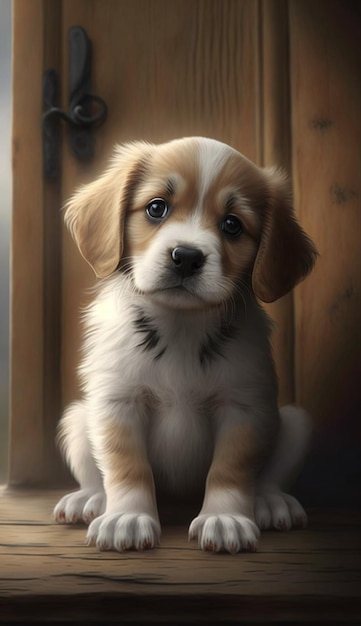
<box><xmin>54</xmin><ymin>137</ymin><xmax>317</xmax><ymax>554</ymax></box>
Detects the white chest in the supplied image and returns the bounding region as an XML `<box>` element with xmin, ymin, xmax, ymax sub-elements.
<box><xmin>147</xmin><ymin>388</ymin><xmax>214</xmax><ymax>493</ymax></box>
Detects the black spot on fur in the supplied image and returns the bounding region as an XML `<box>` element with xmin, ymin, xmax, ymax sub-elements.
<box><xmin>199</xmin><ymin>321</ymin><xmax>236</xmax><ymax>368</ymax></box>
<box><xmin>134</xmin><ymin>309</ymin><xmax>167</xmax><ymax>360</ymax></box>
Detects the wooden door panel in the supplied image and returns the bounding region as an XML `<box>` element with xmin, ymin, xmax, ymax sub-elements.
<box><xmin>10</xmin><ymin>0</ymin><xmax>66</xmax><ymax>484</ymax></box>
<box><xmin>261</xmin><ymin>0</ymin><xmax>294</xmax><ymax>405</ymax></box>
<box><xmin>62</xmin><ymin>0</ymin><xmax>260</xmax><ymax>152</ymax></box>
<box><xmin>290</xmin><ymin>0</ymin><xmax>361</xmax><ymax>431</ymax></box>
<box><xmin>11</xmin><ymin>1</ymin><xmax>45</xmax><ymax>484</ymax></box>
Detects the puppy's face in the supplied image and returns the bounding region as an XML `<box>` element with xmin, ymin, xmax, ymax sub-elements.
<box><xmin>65</xmin><ymin>137</ymin><xmax>317</xmax><ymax>306</ymax></box>
<box><xmin>124</xmin><ymin>139</ymin><xmax>263</xmax><ymax>309</ymax></box>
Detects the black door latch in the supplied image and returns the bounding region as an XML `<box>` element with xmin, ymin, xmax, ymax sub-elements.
<box><xmin>42</xmin><ymin>26</ymin><xmax>108</xmax><ymax>179</ymax></box>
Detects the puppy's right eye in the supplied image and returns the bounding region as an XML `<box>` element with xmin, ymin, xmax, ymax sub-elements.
<box><xmin>146</xmin><ymin>198</ymin><xmax>169</xmax><ymax>221</ymax></box>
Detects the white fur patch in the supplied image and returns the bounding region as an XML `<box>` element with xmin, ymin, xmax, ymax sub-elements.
<box><xmin>197</xmin><ymin>138</ymin><xmax>234</xmax><ymax>212</ymax></box>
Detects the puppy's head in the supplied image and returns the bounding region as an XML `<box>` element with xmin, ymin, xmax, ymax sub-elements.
<box><xmin>65</xmin><ymin>137</ymin><xmax>317</xmax><ymax>307</ymax></box>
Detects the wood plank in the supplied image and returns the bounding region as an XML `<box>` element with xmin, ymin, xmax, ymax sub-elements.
<box><xmin>260</xmin><ymin>0</ymin><xmax>295</xmax><ymax>406</ymax></box>
<box><xmin>0</xmin><ymin>489</ymin><xmax>360</xmax><ymax>623</ymax></box>
<box><xmin>42</xmin><ymin>0</ymin><xmax>67</xmax><ymax>485</ymax></box>
<box><xmin>10</xmin><ymin>0</ymin><xmax>45</xmax><ymax>485</ymax></box>
<box><xmin>10</xmin><ymin>0</ymin><xmax>66</xmax><ymax>486</ymax></box>
<box><xmin>289</xmin><ymin>1</ymin><xmax>361</xmax><ymax>433</ymax></box>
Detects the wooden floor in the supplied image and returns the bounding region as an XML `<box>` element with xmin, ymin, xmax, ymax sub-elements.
<box><xmin>0</xmin><ymin>488</ymin><xmax>360</xmax><ymax>624</ymax></box>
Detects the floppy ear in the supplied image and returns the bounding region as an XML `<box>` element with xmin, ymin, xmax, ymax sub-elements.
<box><xmin>252</xmin><ymin>168</ymin><xmax>318</xmax><ymax>303</ymax></box>
<box><xmin>65</xmin><ymin>142</ymin><xmax>151</xmax><ymax>278</ymax></box>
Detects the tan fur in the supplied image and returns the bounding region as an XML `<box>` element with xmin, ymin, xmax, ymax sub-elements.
<box><xmin>252</xmin><ymin>167</ymin><xmax>318</xmax><ymax>302</ymax></box>
<box><xmin>128</xmin><ymin>145</ymin><xmax>198</xmax><ymax>214</ymax></box>
<box><xmin>196</xmin><ymin>422</ymin><xmax>258</xmax><ymax>523</ymax></box>
<box><xmin>206</xmin><ymin>422</ymin><xmax>257</xmax><ymax>498</ymax></box>
<box><xmin>124</xmin><ymin>142</ymin><xmax>200</xmax><ymax>261</ymax></box>
<box><xmin>65</xmin><ymin>142</ymin><xmax>151</xmax><ymax>278</ymax></box>
<box><xmin>100</xmin><ymin>419</ymin><xmax>156</xmax><ymax>496</ymax></box>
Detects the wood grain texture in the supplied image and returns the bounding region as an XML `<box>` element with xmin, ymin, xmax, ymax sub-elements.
<box><xmin>42</xmin><ymin>0</ymin><xmax>67</xmax><ymax>485</ymax></box>
<box><xmin>260</xmin><ymin>0</ymin><xmax>294</xmax><ymax>405</ymax></box>
<box><xmin>0</xmin><ymin>489</ymin><xmax>360</xmax><ymax>623</ymax></box>
<box><xmin>289</xmin><ymin>0</ymin><xmax>361</xmax><ymax>431</ymax></box>
<box><xmin>10</xmin><ymin>0</ymin><xmax>66</xmax><ymax>486</ymax></box>
<box><xmin>10</xmin><ymin>0</ymin><xmax>45</xmax><ymax>484</ymax></box>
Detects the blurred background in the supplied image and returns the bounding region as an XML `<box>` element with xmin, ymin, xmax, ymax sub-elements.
<box><xmin>0</xmin><ymin>0</ymin><xmax>11</xmax><ymax>483</ymax></box>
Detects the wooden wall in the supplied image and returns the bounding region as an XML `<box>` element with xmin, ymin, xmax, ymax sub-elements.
<box><xmin>9</xmin><ymin>0</ymin><xmax>361</xmax><ymax>503</ymax></box>
<box><xmin>290</xmin><ymin>0</ymin><xmax>361</xmax><ymax>504</ymax></box>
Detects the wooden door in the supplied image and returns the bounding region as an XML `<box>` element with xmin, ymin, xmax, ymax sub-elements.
<box><xmin>11</xmin><ymin>0</ymin><xmax>338</xmax><ymax>488</ymax></box>
<box><xmin>289</xmin><ymin>0</ymin><xmax>361</xmax><ymax>505</ymax></box>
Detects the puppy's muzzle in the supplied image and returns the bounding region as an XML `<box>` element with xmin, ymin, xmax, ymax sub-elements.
<box><xmin>171</xmin><ymin>247</ymin><xmax>205</xmax><ymax>279</ymax></box>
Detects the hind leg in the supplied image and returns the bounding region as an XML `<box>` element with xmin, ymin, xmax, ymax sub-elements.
<box><xmin>255</xmin><ymin>406</ymin><xmax>312</xmax><ymax>531</ymax></box>
<box><xmin>53</xmin><ymin>401</ymin><xmax>106</xmax><ymax>524</ymax></box>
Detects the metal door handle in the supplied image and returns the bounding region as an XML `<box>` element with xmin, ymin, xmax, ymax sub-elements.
<box><xmin>42</xmin><ymin>26</ymin><xmax>108</xmax><ymax>179</ymax></box>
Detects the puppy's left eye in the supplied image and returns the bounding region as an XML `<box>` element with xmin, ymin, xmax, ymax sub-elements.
<box><xmin>221</xmin><ymin>214</ymin><xmax>243</xmax><ymax>238</ymax></box>
<box><xmin>146</xmin><ymin>198</ymin><xmax>169</xmax><ymax>220</ymax></box>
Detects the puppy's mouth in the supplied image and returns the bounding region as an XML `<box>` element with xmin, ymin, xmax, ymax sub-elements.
<box><xmin>146</xmin><ymin>282</ymin><xmax>205</xmax><ymax>307</ymax></box>
<box><xmin>139</xmin><ymin>278</ymin><xmax>224</xmax><ymax>311</ymax></box>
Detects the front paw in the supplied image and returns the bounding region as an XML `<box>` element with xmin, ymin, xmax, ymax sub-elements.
<box><xmin>86</xmin><ymin>512</ymin><xmax>161</xmax><ymax>551</ymax></box>
<box><xmin>189</xmin><ymin>514</ymin><xmax>260</xmax><ymax>554</ymax></box>
<box><xmin>254</xmin><ymin>491</ymin><xmax>307</xmax><ymax>530</ymax></box>
<box><xmin>53</xmin><ymin>489</ymin><xmax>106</xmax><ymax>524</ymax></box>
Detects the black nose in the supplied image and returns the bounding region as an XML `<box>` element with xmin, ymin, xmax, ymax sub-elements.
<box><xmin>171</xmin><ymin>246</ymin><xmax>205</xmax><ymax>278</ymax></box>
